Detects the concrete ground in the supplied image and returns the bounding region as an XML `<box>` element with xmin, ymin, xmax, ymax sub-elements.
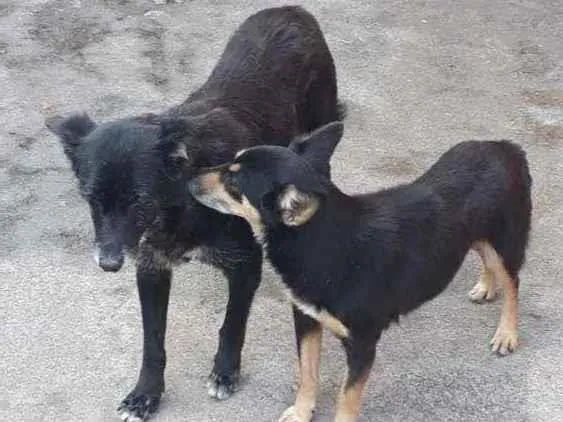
<box><xmin>1</xmin><ymin>0</ymin><xmax>562</xmax><ymax>421</ymax></box>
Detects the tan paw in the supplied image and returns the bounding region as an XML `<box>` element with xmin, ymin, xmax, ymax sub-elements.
<box><xmin>278</xmin><ymin>405</ymin><xmax>314</xmax><ymax>422</ymax></box>
<box><xmin>468</xmin><ymin>280</ymin><xmax>497</xmax><ymax>303</ymax></box>
<box><xmin>490</xmin><ymin>327</ymin><xmax>518</xmax><ymax>356</ymax></box>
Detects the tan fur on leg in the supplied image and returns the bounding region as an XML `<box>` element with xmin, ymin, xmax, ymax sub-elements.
<box><xmin>474</xmin><ymin>241</ymin><xmax>519</xmax><ymax>355</ymax></box>
<box><xmin>278</xmin><ymin>328</ymin><xmax>323</xmax><ymax>422</ymax></box>
<box><xmin>469</xmin><ymin>268</ymin><xmax>496</xmax><ymax>302</ymax></box>
<box><xmin>491</xmin><ymin>272</ymin><xmax>519</xmax><ymax>355</ymax></box>
<box><xmin>334</xmin><ymin>370</ymin><xmax>371</xmax><ymax>422</ymax></box>
<box><xmin>469</xmin><ymin>245</ymin><xmax>498</xmax><ymax>302</ymax></box>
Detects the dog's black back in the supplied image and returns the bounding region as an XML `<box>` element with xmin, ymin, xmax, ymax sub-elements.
<box><xmin>172</xmin><ymin>5</ymin><xmax>341</xmax><ymax>138</ymax></box>
<box><xmin>46</xmin><ymin>6</ymin><xmax>343</xmax><ymax>420</ymax></box>
<box><xmin>265</xmin><ymin>140</ymin><xmax>531</xmax><ymax>327</ymax></box>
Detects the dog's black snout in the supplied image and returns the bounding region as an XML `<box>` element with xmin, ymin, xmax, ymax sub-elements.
<box><xmin>99</xmin><ymin>254</ymin><xmax>124</xmax><ymax>272</ymax></box>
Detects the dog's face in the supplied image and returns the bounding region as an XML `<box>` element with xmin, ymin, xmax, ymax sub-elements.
<box><xmin>46</xmin><ymin>108</ymin><xmax>244</xmax><ymax>272</ymax></box>
<box><xmin>188</xmin><ymin>121</ymin><xmax>344</xmax><ymax>239</ymax></box>
<box><xmin>46</xmin><ymin>113</ymin><xmax>166</xmax><ymax>272</ymax></box>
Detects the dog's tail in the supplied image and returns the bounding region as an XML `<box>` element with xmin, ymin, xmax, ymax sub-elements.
<box><xmin>490</xmin><ymin>141</ymin><xmax>532</xmax><ymax>279</ymax></box>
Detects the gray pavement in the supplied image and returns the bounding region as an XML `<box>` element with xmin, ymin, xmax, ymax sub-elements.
<box><xmin>1</xmin><ymin>0</ymin><xmax>562</xmax><ymax>421</ymax></box>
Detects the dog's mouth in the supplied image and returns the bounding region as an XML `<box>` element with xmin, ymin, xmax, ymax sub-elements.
<box><xmin>93</xmin><ymin>243</ymin><xmax>125</xmax><ymax>272</ymax></box>
<box><xmin>189</xmin><ymin>173</ymin><xmax>266</xmax><ymax>243</ymax></box>
<box><xmin>188</xmin><ymin>173</ymin><xmax>237</xmax><ymax>216</ymax></box>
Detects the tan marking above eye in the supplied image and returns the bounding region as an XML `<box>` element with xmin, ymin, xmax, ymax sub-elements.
<box><xmin>229</xmin><ymin>163</ymin><xmax>241</xmax><ymax>172</ymax></box>
<box><xmin>199</xmin><ymin>172</ymin><xmax>222</xmax><ymax>190</ymax></box>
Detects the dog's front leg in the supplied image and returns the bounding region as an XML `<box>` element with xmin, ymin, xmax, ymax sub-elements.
<box><xmin>118</xmin><ymin>261</ymin><xmax>171</xmax><ymax>421</ymax></box>
<box><xmin>279</xmin><ymin>307</ymin><xmax>322</xmax><ymax>422</ymax></box>
<box><xmin>334</xmin><ymin>335</ymin><xmax>379</xmax><ymax>422</ymax></box>
<box><xmin>208</xmin><ymin>243</ymin><xmax>262</xmax><ymax>400</ymax></box>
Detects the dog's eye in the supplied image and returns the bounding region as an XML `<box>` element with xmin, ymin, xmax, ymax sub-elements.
<box><xmin>223</xmin><ymin>171</ymin><xmax>238</xmax><ymax>186</ymax></box>
<box><xmin>222</xmin><ymin>171</ymin><xmax>243</xmax><ymax>202</ymax></box>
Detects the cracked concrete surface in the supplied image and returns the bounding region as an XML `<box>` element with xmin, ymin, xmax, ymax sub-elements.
<box><xmin>1</xmin><ymin>0</ymin><xmax>562</xmax><ymax>421</ymax></box>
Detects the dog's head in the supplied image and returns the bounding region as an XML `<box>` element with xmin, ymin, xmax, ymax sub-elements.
<box><xmin>188</xmin><ymin>121</ymin><xmax>344</xmax><ymax>239</ymax></box>
<box><xmin>46</xmin><ymin>107</ymin><xmax>249</xmax><ymax>272</ymax></box>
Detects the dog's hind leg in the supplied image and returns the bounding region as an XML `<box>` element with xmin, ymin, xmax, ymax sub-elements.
<box><xmin>474</xmin><ymin>241</ymin><xmax>519</xmax><ymax>355</ymax></box>
<box><xmin>333</xmin><ymin>335</ymin><xmax>378</xmax><ymax>422</ymax></box>
<box><xmin>469</xmin><ymin>242</ymin><xmax>498</xmax><ymax>303</ymax></box>
<box><xmin>278</xmin><ymin>308</ymin><xmax>322</xmax><ymax>422</ymax></box>
<box><xmin>478</xmin><ymin>182</ymin><xmax>530</xmax><ymax>355</ymax></box>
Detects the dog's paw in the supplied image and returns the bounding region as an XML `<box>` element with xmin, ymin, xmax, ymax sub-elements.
<box><xmin>468</xmin><ymin>279</ymin><xmax>497</xmax><ymax>303</ymax></box>
<box><xmin>117</xmin><ymin>390</ymin><xmax>161</xmax><ymax>421</ymax></box>
<box><xmin>490</xmin><ymin>327</ymin><xmax>518</xmax><ymax>356</ymax></box>
<box><xmin>207</xmin><ymin>370</ymin><xmax>240</xmax><ymax>400</ymax></box>
<box><xmin>278</xmin><ymin>405</ymin><xmax>314</xmax><ymax>422</ymax></box>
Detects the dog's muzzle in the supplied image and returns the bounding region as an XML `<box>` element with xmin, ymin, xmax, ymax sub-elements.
<box><xmin>94</xmin><ymin>244</ymin><xmax>124</xmax><ymax>272</ymax></box>
<box><xmin>188</xmin><ymin>178</ymin><xmax>231</xmax><ymax>215</ymax></box>
<box><xmin>187</xmin><ymin>178</ymin><xmax>205</xmax><ymax>198</ymax></box>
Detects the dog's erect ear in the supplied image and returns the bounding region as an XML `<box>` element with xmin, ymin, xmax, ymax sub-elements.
<box><xmin>45</xmin><ymin>113</ymin><xmax>97</xmax><ymax>144</ymax></box>
<box><xmin>277</xmin><ymin>184</ymin><xmax>321</xmax><ymax>226</ymax></box>
<box><xmin>45</xmin><ymin>113</ymin><xmax>96</xmax><ymax>170</ymax></box>
<box><xmin>289</xmin><ymin>121</ymin><xmax>344</xmax><ymax>176</ymax></box>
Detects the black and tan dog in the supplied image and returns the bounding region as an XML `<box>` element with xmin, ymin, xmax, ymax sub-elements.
<box><xmin>188</xmin><ymin>122</ymin><xmax>532</xmax><ymax>421</ymax></box>
<box><xmin>46</xmin><ymin>6</ymin><xmax>344</xmax><ymax>421</ymax></box>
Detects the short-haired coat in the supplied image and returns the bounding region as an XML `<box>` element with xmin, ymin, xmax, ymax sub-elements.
<box><xmin>188</xmin><ymin>122</ymin><xmax>532</xmax><ymax>421</ymax></box>
<box><xmin>46</xmin><ymin>6</ymin><xmax>343</xmax><ymax>421</ymax></box>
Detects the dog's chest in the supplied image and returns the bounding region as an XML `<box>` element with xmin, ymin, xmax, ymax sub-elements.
<box><xmin>281</xmin><ymin>286</ymin><xmax>350</xmax><ymax>339</ymax></box>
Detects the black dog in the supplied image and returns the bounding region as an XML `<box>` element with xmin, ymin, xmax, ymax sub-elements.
<box><xmin>188</xmin><ymin>122</ymin><xmax>532</xmax><ymax>421</ymax></box>
<box><xmin>46</xmin><ymin>6</ymin><xmax>344</xmax><ymax>421</ymax></box>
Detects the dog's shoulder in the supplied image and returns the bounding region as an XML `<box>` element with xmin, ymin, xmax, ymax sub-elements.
<box><xmin>357</xmin><ymin>184</ymin><xmax>442</xmax><ymax>229</ymax></box>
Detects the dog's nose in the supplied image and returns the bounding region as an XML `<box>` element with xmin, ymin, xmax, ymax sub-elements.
<box><xmin>98</xmin><ymin>254</ymin><xmax>124</xmax><ymax>272</ymax></box>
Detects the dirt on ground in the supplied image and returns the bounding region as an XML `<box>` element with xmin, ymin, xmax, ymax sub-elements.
<box><xmin>1</xmin><ymin>1</ymin><xmax>562</xmax><ymax>421</ymax></box>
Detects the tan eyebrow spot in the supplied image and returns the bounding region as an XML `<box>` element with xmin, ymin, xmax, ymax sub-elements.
<box><xmin>199</xmin><ymin>171</ymin><xmax>221</xmax><ymax>190</ymax></box>
<box><xmin>229</xmin><ymin>163</ymin><xmax>241</xmax><ymax>172</ymax></box>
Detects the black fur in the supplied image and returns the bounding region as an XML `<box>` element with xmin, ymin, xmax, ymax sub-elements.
<box><xmin>46</xmin><ymin>6</ymin><xmax>343</xmax><ymax>421</ymax></box>
<box><xmin>189</xmin><ymin>122</ymin><xmax>532</xmax><ymax>419</ymax></box>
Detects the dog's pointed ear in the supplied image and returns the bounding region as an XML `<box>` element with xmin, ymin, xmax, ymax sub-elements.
<box><xmin>289</xmin><ymin>121</ymin><xmax>344</xmax><ymax>176</ymax></box>
<box><xmin>45</xmin><ymin>113</ymin><xmax>96</xmax><ymax>172</ymax></box>
<box><xmin>277</xmin><ymin>184</ymin><xmax>321</xmax><ymax>226</ymax></box>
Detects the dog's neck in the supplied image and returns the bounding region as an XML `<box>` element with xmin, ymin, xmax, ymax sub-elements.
<box><xmin>262</xmin><ymin>185</ymin><xmax>364</xmax><ymax>297</ymax></box>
